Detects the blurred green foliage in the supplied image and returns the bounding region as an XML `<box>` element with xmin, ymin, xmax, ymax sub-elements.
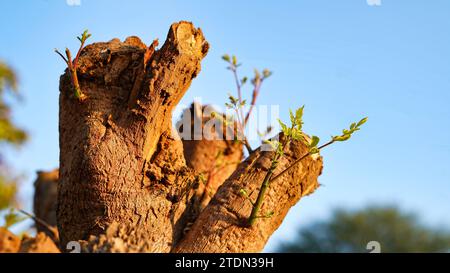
<box><xmin>0</xmin><ymin>178</ymin><xmax>16</xmax><ymax>210</ymax></box>
<box><xmin>3</xmin><ymin>208</ymin><xmax>26</xmax><ymax>228</ymax></box>
<box><xmin>0</xmin><ymin>61</ymin><xmax>27</xmax><ymax>146</ymax></box>
<box><xmin>278</xmin><ymin>205</ymin><xmax>450</xmax><ymax>253</ymax></box>
<box><xmin>0</xmin><ymin>61</ymin><xmax>27</xmax><ymax>212</ymax></box>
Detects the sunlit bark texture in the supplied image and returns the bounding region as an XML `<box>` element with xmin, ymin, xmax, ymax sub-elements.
<box><xmin>56</xmin><ymin>21</ymin><xmax>323</xmax><ymax>253</ymax></box>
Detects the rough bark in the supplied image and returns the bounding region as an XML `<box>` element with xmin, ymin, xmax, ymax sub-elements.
<box><xmin>57</xmin><ymin>21</ymin><xmax>209</xmax><ymax>251</ymax></box>
<box><xmin>56</xmin><ymin>21</ymin><xmax>324</xmax><ymax>253</ymax></box>
<box><xmin>179</xmin><ymin>102</ymin><xmax>243</xmax><ymax>217</ymax></box>
<box><xmin>19</xmin><ymin>232</ymin><xmax>60</xmax><ymax>253</ymax></box>
<box><xmin>173</xmin><ymin>134</ymin><xmax>323</xmax><ymax>253</ymax></box>
<box><xmin>32</xmin><ymin>103</ymin><xmax>242</xmax><ymax>248</ymax></box>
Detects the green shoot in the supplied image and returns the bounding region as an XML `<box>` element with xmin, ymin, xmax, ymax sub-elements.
<box><xmin>246</xmin><ymin>108</ymin><xmax>367</xmax><ymax>227</ymax></box>
<box><xmin>55</xmin><ymin>29</ymin><xmax>91</xmax><ymax>101</ymax></box>
<box><xmin>222</xmin><ymin>54</ymin><xmax>272</xmax><ymax>154</ymax></box>
<box><xmin>246</xmin><ymin>106</ymin><xmax>301</xmax><ymax>226</ymax></box>
<box><xmin>270</xmin><ymin>116</ymin><xmax>368</xmax><ymax>185</ymax></box>
<box><xmin>333</xmin><ymin>117</ymin><xmax>368</xmax><ymax>142</ymax></box>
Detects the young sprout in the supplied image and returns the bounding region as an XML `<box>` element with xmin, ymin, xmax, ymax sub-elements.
<box><xmin>221</xmin><ymin>54</ymin><xmax>272</xmax><ymax>154</ymax></box>
<box><xmin>269</xmin><ymin>116</ymin><xmax>368</xmax><ymax>185</ymax></box>
<box><xmin>246</xmin><ymin>106</ymin><xmax>303</xmax><ymax>226</ymax></box>
<box><xmin>246</xmin><ymin>107</ymin><xmax>367</xmax><ymax>227</ymax></box>
<box><xmin>221</xmin><ymin>55</ymin><xmax>367</xmax><ymax>227</ymax></box>
<box><xmin>55</xmin><ymin>30</ymin><xmax>92</xmax><ymax>101</ymax></box>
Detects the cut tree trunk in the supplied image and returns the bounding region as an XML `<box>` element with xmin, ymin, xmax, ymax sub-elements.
<box><xmin>56</xmin><ymin>21</ymin><xmax>323</xmax><ymax>253</ymax></box>
<box><xmin>31</xmin><ymin>103</ymin><xmax>242</xmax><ymax>249</ymax></box>
<box><xmin>57</xmin><ymin>21</ymin><xmax>209</xmax><ymax>252</ymax></box>
<box><xmin>34</xmin><ymin>169</ymin><xmax>59</xmax><ymax>236</ymax></box>
<box><xmin>174</xmin><ymin>134</ymin><xmax>323</xmax><ymax>252</ymax></box>
<box><xmin>179</xmin><ymin>102</ymin><xmax>243</xmax><ymax>220</ymax></box>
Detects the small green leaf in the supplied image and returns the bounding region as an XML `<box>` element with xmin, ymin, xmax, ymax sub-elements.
<box><xmin>296</xmin><ymin>106</ymin><xmax>304</xmax><ymax>121</ymax></box>
<box><xmin>333</xmin><ymin>134</ymin><xmax>351</xmax><ymax>142</ymax></box>
<box><xmin>289</xmin><ymin>109</ymin><xmax>295</xmax><ymax>125</ymax></box>
<box><xmin>241</xmin><ymin>77</ymin><xmax>248</xmax><ymax>85</ymax></box>
<box><xmin>290</xmin><ymin>128</ymin><xmax>303</xmax><ymax>141</ymax></box>
<box><xmin>278</xmin><ymin>119</ymin><xmax>290</xmax><ymax>136</ymax></box>
<box><xmin>78</xmin><ymin>30</ymin><xmax>91</xmax><ymax>43</ymax></box>
<box><xmin>357</xmin><ymin>117</ymin><xmax>368</xmax><ymax>127</ymax></box>
<box><xmin>294</xmin><ymin>106</ymin><xmax>305</xmax><ymax>129</ymax></box>
<box><xmin>222</xmin><ymin>54</ymin><xmax>230</xmax><ymax>62</ymax></box>
<box><xmin>232</xmin><ymin>55</ymin><xmax>237</xmax><ymax>66</ymax></box>
<box><xmin>262</xmin><ymin>69</ymin><xmax>272</xmax><ymax>78</ymax></box>
<box><xmin>228</xmin><ymin>94</ymin><xmax>238</xmax><ymax>105</ymax></box>
<box><xmin>309</xmin><ymin>135</ymin><xmax>320</xmax><ymax>148</ymax></box>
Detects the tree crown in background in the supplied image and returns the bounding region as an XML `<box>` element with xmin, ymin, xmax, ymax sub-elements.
<box><xmin>0</xmin><ymin>61</ymin><xmax>27</xmax><ymax>211</ymax></box>
<box><xmin>278</xmin><ymin>205</ymin><xmax>450</xmax><ymax>253</ymax></box>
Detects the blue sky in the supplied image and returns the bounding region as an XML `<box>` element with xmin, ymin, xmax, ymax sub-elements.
<box><xmin>0</xmin><ymin>0</ymin><xmax>449</xmax><ymax>251</ymax></box>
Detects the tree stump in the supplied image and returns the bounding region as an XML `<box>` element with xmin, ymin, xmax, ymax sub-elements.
<box><xmin>56</xmin><ymin>21</ymin><xmax>323</xmax><ymax>253</ymax></box>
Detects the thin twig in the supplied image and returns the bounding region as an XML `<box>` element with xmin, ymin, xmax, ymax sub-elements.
<box><xmin>55</xmin><ymin>30</ymin><xmax>91</xmax><ymax>101</ymax></box>
<box><xmin>54</xmin><ymin>49</ymin><xmax>69</xmax><ymax>64</ymax></box>
<box><xmin>247</xmin><ymin>129</ymin><xmax>292</xmax><ymax>226</ymax></box>
<box><xmin>269</xmin><ymin>140</ymin><xmax>335</xmax><ymax>184</ymax></box>
<box><xmin>231</xmin><ymin>67</ymin><xmax>245</xmax><ymax>125</ymax></box>
<box><xmin>244</xmin><ymin>80</ymin><xmax>262</xmax><ymax>126</ymax></box>
<box><xmin>230</xmin><ymin>67</ymin><xmax>253</xmax><ymax>154</ymax></box>
<box><xmin>233</xmin><ymin>107</ymin><xmax>253</xmax><ymax>154</ymax></box>
<box><xmin>64</xmin><ymin>48</ymin><xmax>84</xmax><ymax>100</ymax></box>
<box><xmin>73</xmin><ymin>40</ymin><xmax>86</xmax><ymax>68</ymax></box>
<box><xmin>17</xmin><ymin>209</ymin><xmax>58</xmax><ymax>240</ymax></box>
<box><xmin>247</xmin><ymin>136</ymin><xmax>335</xmax><ymax>226</ymax></box>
